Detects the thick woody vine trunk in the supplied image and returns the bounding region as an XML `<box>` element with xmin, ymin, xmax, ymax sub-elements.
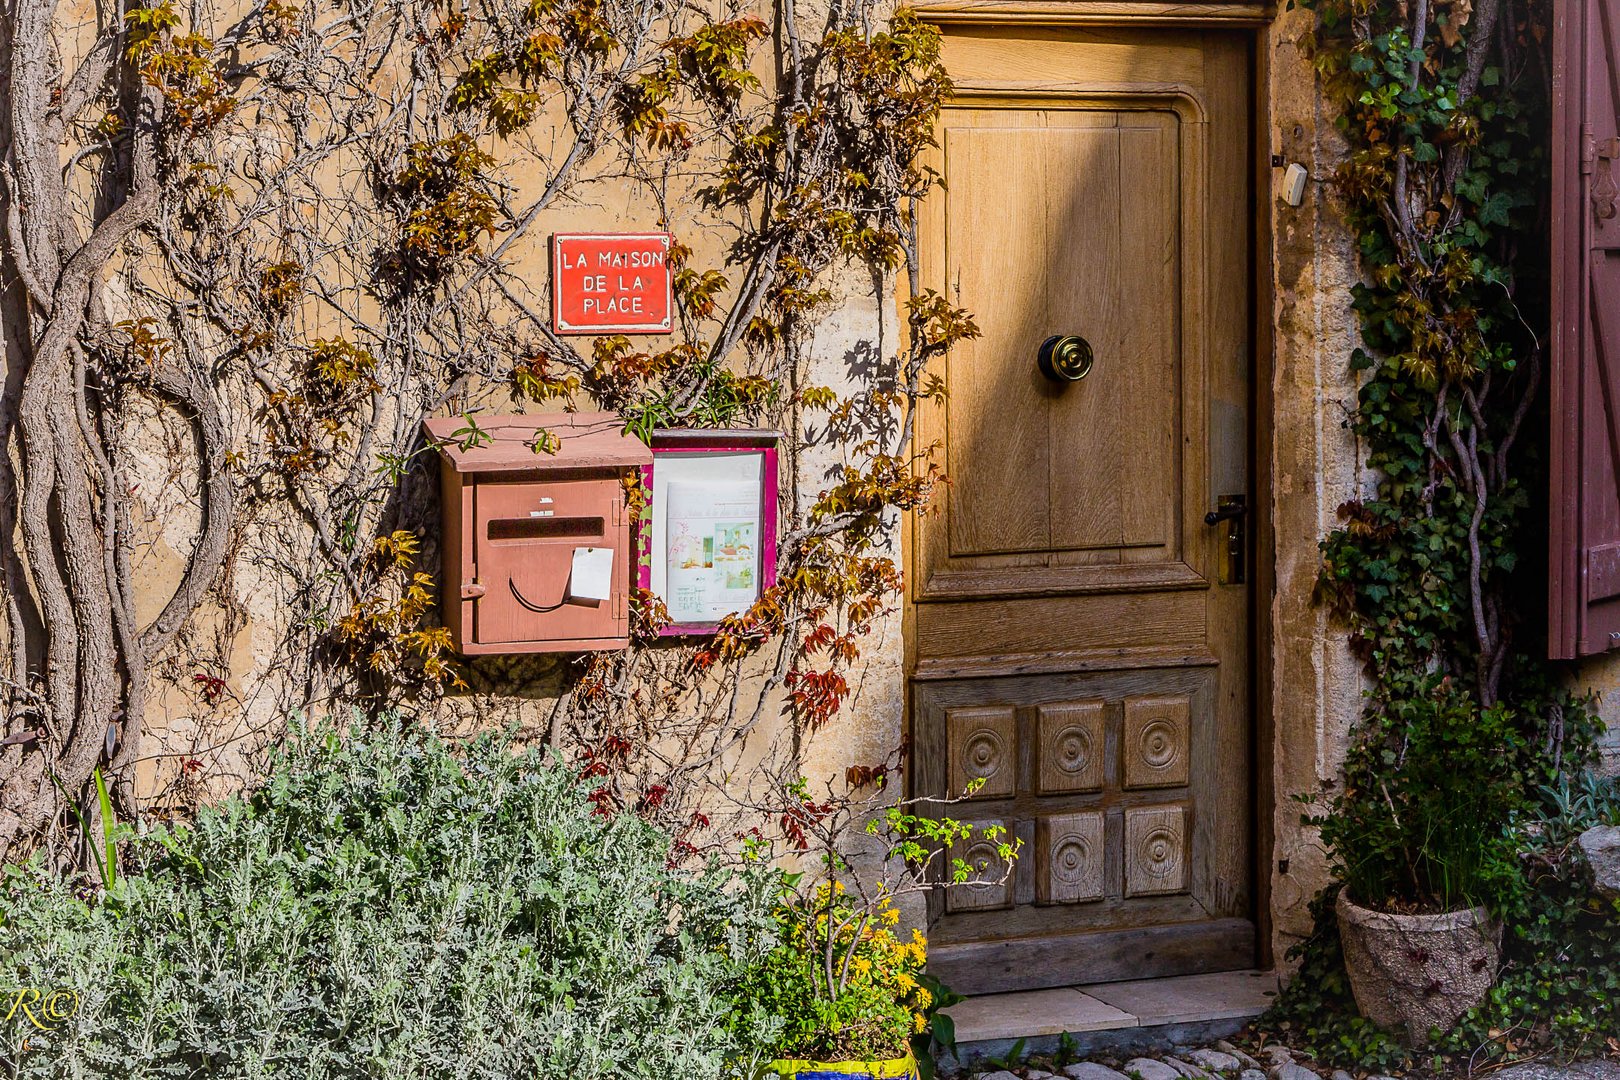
<box><xmin>1384</xmin><ymin>0</ymin><xmax>1527</xmax><ymax>706</ymax></box>
<box><xmin>0</xmin><ymin>2</ymin><xmax>231</xmax><ymax>861</ymax></box>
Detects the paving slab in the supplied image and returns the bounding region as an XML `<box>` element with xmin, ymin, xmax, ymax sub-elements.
<box><xmin>1082</xmin><ymin>971</ymin><xmax>1277</xmax><ymax>1026</ymax></box>
<box><xmin>944</xmin><ymin>987</ymin><xmax>1137</xmax><ymax>1043</ymax></box>
<box><xmin>944</xmin><ymin>971</ymin><xmax>1276</xmax><ymax>1068</ymax></box>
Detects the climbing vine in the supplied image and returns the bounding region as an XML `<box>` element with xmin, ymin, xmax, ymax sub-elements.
<box><xmin>0</xmin><ymin>0</ymin><xmax>973</xmax><ymax>862</ymax></box>
<box><xmin>1264</xmin><ymin>0</ymin><xmax>1614</xmax><ymax>1066</ymax></box>
<box><xmin>1308</xmin><ymin>0</ymin><xmax>1555</xmax><ymax>703</ymax></box>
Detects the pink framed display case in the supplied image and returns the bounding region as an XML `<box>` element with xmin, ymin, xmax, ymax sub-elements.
<box><xmin>637</xmin><ymin>428</ymin><xmax>781</xmax><ymax>636</ymax></box>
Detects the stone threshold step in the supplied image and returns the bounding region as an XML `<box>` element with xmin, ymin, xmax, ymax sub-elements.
<box><xmin>941</xmin><ymin>970</ymin><xmax>1278</xmax><ymax>1068</ymax></box>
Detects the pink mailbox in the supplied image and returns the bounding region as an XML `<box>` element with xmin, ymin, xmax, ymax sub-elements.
<box><xmin>425</xmin><ymin>412</ymin><xmax>652</xmax><ymax>654</ymax></box>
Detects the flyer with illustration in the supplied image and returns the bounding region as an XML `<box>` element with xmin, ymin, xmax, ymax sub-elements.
<box><xmin>665</xmin><ymin>481</ymin><xmax>760</xmax><ymax>622</ymax></box>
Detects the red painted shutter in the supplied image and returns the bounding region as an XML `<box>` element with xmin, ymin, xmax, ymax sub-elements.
<box><xmin>1550</xmin><ymin>0</ymin><xmax>1620</xmax><ymax>659</ymax></box>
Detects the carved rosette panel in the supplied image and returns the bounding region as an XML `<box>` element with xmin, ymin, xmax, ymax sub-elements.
<box><xmin>946</xmin><ymin>819</ymin><xmax>1016</xmax><ymax>912</ymax></box>
<box><xmin>947</xmin><ymin>705</ymin><xmax>1017</xmax><ymax>799</ymax></box>
<box><xmin>1124</xmin><ymin>805</ymin><xmax>1189</xmax><ymax>897</ymax></box>
<box><xmin>1123</xmin><ymin>694</ymin><xmax>1191</xmax><ymax>789</ymax></box>
<box><xmin>1037</xmin><ymin>701</ymin><xmax>1106</xmax><ymax>793</ymax></box>
<box><xmin>1035</xmin><ymin>812</ymin><xmax>1106</xmax><ymax>904</ymax></box>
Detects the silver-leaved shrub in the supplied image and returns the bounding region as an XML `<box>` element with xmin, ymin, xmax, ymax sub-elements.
<box><xmin>0</xmin><ymin>717</ymin><xmax>783</xmax><ymax>1079</ymax></box>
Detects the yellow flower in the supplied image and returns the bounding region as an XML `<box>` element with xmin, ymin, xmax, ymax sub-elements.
<box><xmin>915</xmin><ymin>988</ymin><xmax>933</xmax><ymax>1009</ymax></box>
<box><xmin>882</xmin><ymin>906</ymin><xmax>901</xmax><ymax>926</ymax></box>
<box><xmin>914</xmin><ymin>1013</ymin><xmax>928</xmax><ymax>1033</ymax></box>
<box><xmin>852</xmin><ymin>956</ymin><xmax>873</xmax><ymax>977</ymax></box>
<box><xmin>895</xmin><ymin>972</ymin><xmax>916</xmax><ymax>991</ymax></box>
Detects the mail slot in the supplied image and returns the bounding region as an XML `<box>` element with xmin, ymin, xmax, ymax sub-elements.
<box><xmin>486</xmin><ymin>516</ymin><xmax>605</xmax><ymax>541</ymax></box>
<box><xmin>425</xmin><ymin>412</ymin><xmax>652</xmax><ymax>653</ymax></box>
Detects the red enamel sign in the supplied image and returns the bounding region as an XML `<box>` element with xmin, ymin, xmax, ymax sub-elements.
<box><xmin>551</xmin><ymin>232</ymin><xmax>674</xmax><ymax>335</ymax></box>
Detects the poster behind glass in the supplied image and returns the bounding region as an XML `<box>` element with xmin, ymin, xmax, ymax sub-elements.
<box><xmin>664</xmin><ymin>480</ymin><xmax>759</xmax><ymax>622</ymax></box>
<box><xmin>642</xmin><ymin>434</ymin><xmax>778</xmax><ymax>634</ymax></box>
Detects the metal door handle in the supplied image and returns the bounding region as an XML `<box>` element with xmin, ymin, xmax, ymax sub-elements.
<box><xmin>1205</xmin><ymin>495</ymin><xmax>1246</xmax><ymax>585</ymax></box>
<box><xmin>1038</xmin><ymin>335</ymin><xmax>1094</xmax><ymax>382</ymax></box>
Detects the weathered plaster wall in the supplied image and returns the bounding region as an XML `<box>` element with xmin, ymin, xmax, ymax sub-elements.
<box><xmin>123</xmin><ymin>224</ymin><xmax>904</xmax><ymax>846</ymax></box>
<box><xmin>1567</xmin><ymin>655</ymin><xmax>1620</xmax><ymax>775</ymax></box>
<box><xmin>77</xmin><ymin>0</ymin><xmax>913</xmax><ymax>819</ymax></box>
<box><xmin>797</xmin><ymin>282</ymin><xmax>909</xmax><ymax>792</ymax></box>
<box><xmin>108</xmin><ymin>3</ymin><xmax>1361</xmax><ymax>968</ymax></box>
<box><xmin>1263</xmin><ymin>7</ymin><xmax>1370</xmax><ymax>965</ymax></box>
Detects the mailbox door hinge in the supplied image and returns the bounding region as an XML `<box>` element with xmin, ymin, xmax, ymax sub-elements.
<box><xmin>462</xmin><ymin>566</ymin><xmax>486</xmax><ymax>600</ymax></box>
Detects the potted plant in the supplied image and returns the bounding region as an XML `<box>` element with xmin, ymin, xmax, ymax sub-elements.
<box><xmin>1308</xmin><ymin>679</ymin><xmax>1528</xmax><ymax>1045</ymax></box>
<box><xmin>747</xmin><ymin>777</ymin><xmax>1019</xmax><ymax>1079</ymax></box>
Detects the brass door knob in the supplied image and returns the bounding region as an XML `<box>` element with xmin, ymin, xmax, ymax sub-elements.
<box><xmin>1038</xmin><ymin>335</ymin><xmax>1094</xmax><ymax>382</ymax></box>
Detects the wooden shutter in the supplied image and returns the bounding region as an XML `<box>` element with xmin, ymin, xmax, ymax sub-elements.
<box><xmin>1549</xmin><ymin>0</ymin><xmax>1620</xmax><ymax>659</ymax></box>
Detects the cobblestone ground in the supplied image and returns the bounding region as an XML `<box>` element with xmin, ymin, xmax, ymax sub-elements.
<box><xmin>959</xmin><ymin>1039</ymin><xmax>1620</xmax><ymax>1080</ymax></box>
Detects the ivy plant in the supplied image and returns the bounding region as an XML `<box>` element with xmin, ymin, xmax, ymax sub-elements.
<box><xmin>1262</xmin><ymin>0</ymin><xmax>1617</xmax><ymax>1067</ymax></box>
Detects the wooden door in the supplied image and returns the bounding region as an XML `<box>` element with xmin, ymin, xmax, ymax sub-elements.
<box><xmin>910</xmin><ymin>26</ymin><xmax>1255</xmax><ymax>994</ymax></box>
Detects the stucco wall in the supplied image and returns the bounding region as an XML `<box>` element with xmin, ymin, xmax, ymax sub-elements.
<box><xmin>127</xmin><ymin>307</ymin><xmax>903</xmax><ymax>815</ymax></box>
<box><xmin>83</xmin><ymin>0</ymin><xmax>911</xmax><ymax>819</ymax></box>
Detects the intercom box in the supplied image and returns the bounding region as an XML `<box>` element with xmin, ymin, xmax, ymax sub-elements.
<box><xmin>425</xmin><ymin>412</ymin><xmax>652</xmax><ymax>654</ymax></box>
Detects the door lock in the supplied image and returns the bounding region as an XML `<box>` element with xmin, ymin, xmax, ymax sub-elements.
<box><xmin>1037</xmin><ymin>335</ymin><xmax>1095</xmax><ymax>382</ymax></box>
<box><xmin>1204</xmin><ymin>495</ymin><xmax>1247</xmax><ymax>585</ymax></box>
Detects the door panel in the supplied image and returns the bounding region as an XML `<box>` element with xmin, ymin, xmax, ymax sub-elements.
<box><xmin>911</xmin><ymin>27</ymin><xmax>1254</xmax><ymax>994</ymax></box>
<box><xmin>938</xmin><ymin>112</ymin><xmax>1181</xmax><ymax>565</ymax></box>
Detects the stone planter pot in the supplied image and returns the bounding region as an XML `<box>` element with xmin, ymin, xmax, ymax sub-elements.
<box><xmin>1335</xmin><ymin>890</ymin><xmax>1503</xmax><ymax>1046</ymax></box>
<box><xmin>764</xmin><ymin>1052</ymin><xmax>919</xmax><ymax>1080</ymax></box>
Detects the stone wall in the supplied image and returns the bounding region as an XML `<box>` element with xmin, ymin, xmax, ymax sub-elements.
<box><xmin>1262</xmin><ymin>6</ymin><xmax>1369</xmax><ymax>963</ymax></box>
